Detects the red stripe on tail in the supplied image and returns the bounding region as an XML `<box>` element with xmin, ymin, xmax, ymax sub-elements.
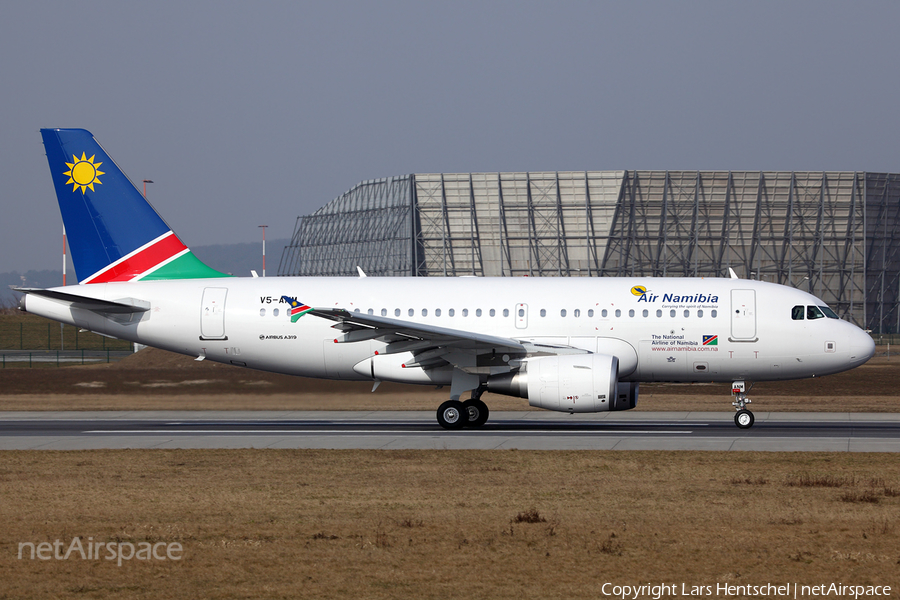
<box><xmin>84</xmin><ymin>233</ymin><xmax>187</xmax><ymax>283</ymax></box>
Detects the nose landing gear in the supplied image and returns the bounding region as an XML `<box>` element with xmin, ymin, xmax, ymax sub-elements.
<box><xmin>732</xmin><ymin>380</ymin><xmax>754</xmax><ymax>429</ymax></box>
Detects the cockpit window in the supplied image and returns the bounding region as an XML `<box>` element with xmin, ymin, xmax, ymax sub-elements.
<box><xmin>819</xmin><ymin>305</ymin><xmax>839</xmax><ymax>319</ymax></box>
<box><xmin>806</xmin><ymin>305</ymin><xmax>825</xmax><ymax>320</ymax></box>
<box><xmin>791</xmin><ymin>305</ymin><xmax>804</xmax><ymax>320</ymax></box>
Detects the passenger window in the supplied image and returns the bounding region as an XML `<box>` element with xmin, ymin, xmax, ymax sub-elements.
<box><xmin>259</xmin><ymin>308</ymin><xmax>266</xmax><ymax>317</ymax></box>
<box><xmin>274</xmin><ymin>308</ymin><xmax>280</xmax><ymax>317</ymax></box>
<box><xmin>711</xmin><ymin>309</ymin><xmax>717</xmax><ymax>318</ymax></box>
<box><xmin>698</xmin><ymin>309</ymin><xmax>703</xmax><ymax>318</ymax></box>
<box><xmin>807</xmin><ymin>305</ymin><xmax>825</xmax><ymax>320</ymax></box>
<box><xmin>504</xmin><ymin>309</ymin><xmax>510</xmax><ymax>317</ymax></box>
<box><xmin>368</xmin><ymin>308</ymin><xmax>374</xmax><ymax>315</ymax></box>
<box><xmin>540</xmin><ymin>309</ymin><xmax>546</xmax><ymax>317</ymax></box>
<box><xmin>408</xmin><ymin>308</ymin><xmax>414</xmax><ymax>317</ymax></box>
<box><xmin>615</xmin><ymin>309</ymin><xmax>621</xmax><ymax>318</ymax></box>
<box><xmin>489</xmin><ymin>309</ymin><xmax>496</xmax><ymax>317</ymax></box>
<box><xmin>476</xmin><ymin>309</ymin><xmax>482</xmax><ymax>317</ymax></box>
<box><xmin>517</xmin><ymin>308</ymin><xmax>524</xmax><ymax>317</ymax></box>
<box><xmin>435</xmin><ymin>308</ymin><xmax>441</xmax><ymax>317</ymax></box>
<box><xmin>656</xmin><ymin>309</ymin><xmax>662</xmax><ymax>317</ymax></box>
<box><xmin>588</xmin><ymin>309</ymin><xmax>594</xmax><ymax>317</ymax></box>
<box><xmin>684</xmin><ymin>310</ymin><xmax>690</xmax><ymax>318</ymax></box>
<box><xmin>381</xmin><ymin>308</ymin><xmax>387</xmax><ymax>317</ymax></box>
<box><xmin>642</xmin><ymin>309</ymin><xmax>648</xmax><ymax>317</ymax></box>
<box><xmin>792</xmin><ymin>305</ymin><xmax>804</xmax><ymax>320</ymax></box>
<box><xmin>462</xmin><ymin>309</ymin><xmax>469</xmax><ymax>317</ymax></box>
<box><xmin>395</xmin><ymin>308</ymin><xmax>401</xmax><ymax>317</ymax></box>
<box><xmin>449</xmin><ymin>308</ymin><xmax>455</xmax><ymax>317</ymax></box>
<box><xmin>601</xmin><ymin>309</ymin><xmax>608</xmax><ymax>317</ymax></box>
<box><xmin>561</xmin><ymin>309</ymin><xmax>567</xmax><ymax>317</ymax></box>
<box><xmin>670</xmin><ymin>309</ymin><xmax>676</xmax><ymax>317</ymax></box>
<box><xmin>574</xmin><ymin>309</ymin><xmax>580</xmax><ymax>318</ymax></box>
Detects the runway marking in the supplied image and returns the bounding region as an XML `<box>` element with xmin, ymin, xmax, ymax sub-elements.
<box><xmin>86</xmin><ymin>429</ymin><xmax>695</xmax><ymax>435</ymax></box>
<box><xmin>162</xmin><ymin>421</ymin><xmax>711</xmax><ymax>426</ymax></box>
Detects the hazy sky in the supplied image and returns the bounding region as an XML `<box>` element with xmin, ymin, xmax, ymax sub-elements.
<box><xmin>3</xmin><ymin>1</ymin><xmax>899</xmax><ymax>274</ymax></box>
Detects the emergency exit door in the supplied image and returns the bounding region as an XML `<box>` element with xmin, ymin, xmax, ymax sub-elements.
<box><xmin>515</xmin><ymin>303</ymin><xmax>528</xmax><ymax>329</ymax></box>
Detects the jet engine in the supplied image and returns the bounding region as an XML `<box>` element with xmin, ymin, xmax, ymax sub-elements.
<box><xmin>487</xmin><ymin>354</ymin><xmax>638</xmax><ymax>413</ymax></box>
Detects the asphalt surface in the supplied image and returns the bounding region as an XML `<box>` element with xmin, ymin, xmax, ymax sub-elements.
<box><xmin>1</xmin><ymin>411</ymin><xmax>899</xmax><ymax>451</ymax></box>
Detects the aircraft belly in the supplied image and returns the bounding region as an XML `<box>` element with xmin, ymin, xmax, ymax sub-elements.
<box><xmin>323</xmin><ymin>339</ymin><xmax>375</xmax><ymax>379</ymax></box>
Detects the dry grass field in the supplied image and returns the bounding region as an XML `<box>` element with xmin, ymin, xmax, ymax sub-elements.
<box><xmin>1</xmin><ymin>450</ymin><xmax>899</xmax><ymax>599</ymax></box>
<box><xmin>2</xmin><ymin>327</ymin><xmax>899</xmax><ymax>598</ymax></box>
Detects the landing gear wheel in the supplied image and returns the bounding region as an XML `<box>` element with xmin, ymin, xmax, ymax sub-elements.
<box><xmin>437</xmin><ymin>400</ymin><xmax>467</xmax><ymax>429</ymax></box>
<box><xmin>734</xmin><ymin>409</ymin><xmax>755</xmax><ymax>429</ymax></box>
<box><xmin>463</xmin><ymin>399</ymin><xmax>489</xmax><ymax>427</ymax></box>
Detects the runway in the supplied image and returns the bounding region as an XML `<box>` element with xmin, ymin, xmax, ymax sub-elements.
<box><xmin>1</xmin><ymin>411</ymin><xmax>900</xmax><ymax>451</ymax></box>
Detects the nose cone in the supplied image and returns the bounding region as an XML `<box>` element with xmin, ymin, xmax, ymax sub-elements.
<box><xmin>849</xmin><ymin>328</ymin><xmax>876</xmax><ymax>365</ymax></box>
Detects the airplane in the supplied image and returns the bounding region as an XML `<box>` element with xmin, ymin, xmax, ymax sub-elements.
<box><xmin>17</xmin><ymin>128</ymin><xmax>876</xmax><ymax>430</ymax></box>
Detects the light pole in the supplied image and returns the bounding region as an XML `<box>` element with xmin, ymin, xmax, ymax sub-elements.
<box><xmin>259</xmin><ymin>225</ymin><xmax>268</xmax><ymax>277</ymax></box>
<box><xmin>61</xmin><ymin>224</ymin><xmax>67</xmax><ymax>350</ymax></box>
<box><xmin>62</xmin><ymin>225</ymin><xmax>67</xmax><ymax>286</ymax></box>
<box><xmin>142</xmin><ymin>179</ymin><xmax>154</xmax><ymax>198</ymax></box>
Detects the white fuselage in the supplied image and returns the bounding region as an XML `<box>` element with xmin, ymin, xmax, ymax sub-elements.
<box><xmin>23</xmin><ymin>276</ymin><xmax>874</xmax><ymax>387</ymax></box>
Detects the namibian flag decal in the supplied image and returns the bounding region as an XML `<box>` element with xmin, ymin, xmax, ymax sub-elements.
<box><xmin>702</xmin><ymin>335</ymin><xmax>718</xmax><ymax>346</ymax></box>
<box><xmin>282</xmin><ymin>296</ymin><xmax>312</xmax><ymax>322</ymax></box>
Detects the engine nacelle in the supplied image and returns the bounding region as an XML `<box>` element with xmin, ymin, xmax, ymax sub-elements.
<box><xmin>487</xmin><ymin>354</ymin><xmax>638</xmax><ymax>413</ymax></box>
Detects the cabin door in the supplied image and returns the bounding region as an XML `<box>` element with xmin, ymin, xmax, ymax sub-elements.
<box><xmin>730</xmin><ymin>289</ymin><xmax>757</xmax><ymax>341</ymax></box>
<box><xmin>200</xmin><ymin>287</ymin><xmax>228</xmax><ymax>340</ymax></box>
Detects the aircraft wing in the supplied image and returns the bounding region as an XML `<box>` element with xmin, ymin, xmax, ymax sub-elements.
<box><xmin>308</xmin><ymin>307</ymin><xmax>587</xmax><ymax>371</ymax></box>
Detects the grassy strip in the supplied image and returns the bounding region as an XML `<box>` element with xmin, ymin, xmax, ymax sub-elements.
<box><xmin>0</xmin><ymin>450</ymin><xmax>897</xmax><ymax>599</ymax></box>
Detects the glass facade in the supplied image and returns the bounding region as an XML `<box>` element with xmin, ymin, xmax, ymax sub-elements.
<box><xmin>279</xmin><ymin>171</ymin><xmax>900</xmax><ymax>332</ymax></box>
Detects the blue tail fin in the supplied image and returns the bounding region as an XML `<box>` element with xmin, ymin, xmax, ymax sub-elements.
<box><xmin>41</xmin><ymin>128</ymin><xmax>228</xmax><ymax>283</ymax></box>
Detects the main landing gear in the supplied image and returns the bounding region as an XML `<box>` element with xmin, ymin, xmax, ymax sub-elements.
<box><xmin>436</xmin><ymin>387</ymin><xmax>490</xmax><ymax>429</ymax></box>
<box><xmin>732</xmin><ymin>380</ymin><xmax>754</xmax><ymax>429</ymax></box>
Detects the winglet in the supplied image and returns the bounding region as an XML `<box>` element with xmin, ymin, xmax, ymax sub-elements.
<box><xmin>728</xmin><ymin>267</ymin><xmax>739</xmax><ymax>280</ymax></box>
<box><xmin>357</xmin><ymin>266</ymin><xmax>368</xmax><ymax>278</ymax></box>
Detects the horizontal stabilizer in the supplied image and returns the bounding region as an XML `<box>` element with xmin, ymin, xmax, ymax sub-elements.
<box><xmin>16</xmin><ymin>288</ymin><xmax>149</xmax><ymax>315</ymax></box>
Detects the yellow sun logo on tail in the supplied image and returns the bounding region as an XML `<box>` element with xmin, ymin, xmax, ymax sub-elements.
<box><xmin>63</xmin><ymin>153</ymin><xmax>105</xmax><ymax>194</ymax></box>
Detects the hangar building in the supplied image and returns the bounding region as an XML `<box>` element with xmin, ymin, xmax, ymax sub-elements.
<box><xmin>278</xmin><ymin>171</ymin><xmax>900</xmax><ymax>333</ymax></box>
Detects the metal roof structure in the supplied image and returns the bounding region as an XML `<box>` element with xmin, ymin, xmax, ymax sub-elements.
<box><xmin>279</xmin><ymin>171</ymin><xmax>900</xmax><ymax>333</ymax></box>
